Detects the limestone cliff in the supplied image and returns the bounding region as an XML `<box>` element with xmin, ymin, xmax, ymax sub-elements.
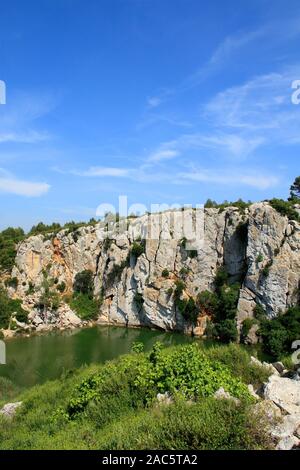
<box><xmin>6</xmin><ymin>202</ymin><xmax>300</xmax><ymax>334</ymax></box>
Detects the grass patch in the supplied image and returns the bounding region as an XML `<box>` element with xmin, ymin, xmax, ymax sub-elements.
<box><xmin>68</xmin><ymin>293</ymin><xmax>100</xmax><ymax>320</ymax></box>
<box><xmin>0</xmin><ymin>342</ymin><xmax>274</xmax><ymax>450</ymax></box>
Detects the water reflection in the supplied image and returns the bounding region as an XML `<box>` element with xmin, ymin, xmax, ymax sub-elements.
<box><xmin>0</xmin><ymin>326</ymin><xmax>193</xmax><ymax>388</ymax></box>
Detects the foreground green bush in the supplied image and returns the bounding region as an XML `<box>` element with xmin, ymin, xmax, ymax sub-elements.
<box><xmin>0</xmin><ymin>343</ymin><xmax>273</xmax><ymax>450</ymax></box>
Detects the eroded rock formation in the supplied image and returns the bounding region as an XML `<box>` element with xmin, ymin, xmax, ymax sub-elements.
<box><xmin>5</xmin><ymin>202</ymin><xmax>300</xmax><ymax>334</ymax></box>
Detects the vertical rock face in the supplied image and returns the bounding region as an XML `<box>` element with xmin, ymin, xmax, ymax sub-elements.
<box><xmin>8</xmin><ymin>203</ymin><xmax>300</xmax><ymax>333</ymax></box>
<box><xmin>237</xmin><ymin>203</ymin><xmax>300</xmax><ymax>325</ymax></box>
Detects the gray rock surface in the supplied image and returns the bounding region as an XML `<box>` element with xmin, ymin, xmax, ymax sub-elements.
<box><xmin>3</xmin><ymin>203</ymin><xmax>300</xmax><ymax>333</ymax></box>
<box><xmin>0</xmin><ymin>402</ymin><xmax>22</xmax><ymax>419</ymax></box>
<box><xmin>263</xmin><ymin>375</ymin><xmax>300</xmax><ymax>415</ymax></box>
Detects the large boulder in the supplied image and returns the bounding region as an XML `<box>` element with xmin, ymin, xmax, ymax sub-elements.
<box><xmin>263</xmin><ymin>375</ymin><xmax>300</xmax><ymax>415</ymax></box>
<box><xmin>0</xmin><ymin>402</ymin><xmax>22</xmax><ymax>419</ymax></box>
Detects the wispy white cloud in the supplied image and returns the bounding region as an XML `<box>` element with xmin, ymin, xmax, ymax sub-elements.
<box><xmin>147</xmin><ymin>149</ymin><xmax>180</xmax><ymax>163</ymax></box>
<box><xmin>179</xmin><ymin>169</ymin><xmax>278</xmax><ymax>190</ymax></box>
<box><xmin>144</xmin><ymin>28</ymin><xmax>265</xmax><ymax>108</ymax></box>
<box><xmin>147</xmin><ymin>97</ymin><xmax>162</xmax><ymax>108</ymax></box>
<box><xmin>72</xmin><ymin>166</ymin><xmax>130</xmax><ymax>177</ymax></box>
<box><xmin>0</xmin><ymin>169</ymin><xmax>50</xmax><ymax>197</ymax></box>
<box><xmin>61</xmin><ymin>159</ymin><xmax>278</xmax><ymax>191</ymax></box>
<box><xmin>0</xmin><ymin>130</ymin><xmax>50</xmax><ymax>144</ymax></box>
<box><xmin>203</xmin><ymin>65</ymin><xmax>300</xmax><ymax>149</ymax></box>
<box><xmin>0</xmin><ymin>91</ymin><xmax>57</xmax><ymax>147</ymax></box>
<box><xmin>145</xmin><ymin>16</ymin><xmax>300</xmax><ymax>109</ymax></box>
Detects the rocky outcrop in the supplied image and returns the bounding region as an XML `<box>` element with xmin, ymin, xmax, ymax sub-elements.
<box><xmin>0</xmin><ymin>402</ymin><xmax>22</xmax><ymax>419</ymax></box>
<box><xmin>237</xmin><ymin>203</ymin><xmax>300</xmax><ymax>325</ymax></box>
<box><xmin>259</xmin><ymin>373</ymin><xmax>300</xmax><ymax>450</ymax></box>
<box><xmin>3</xmin><ymin>202</ymin><xmax>300</xmax><ymax>334</ymax></box>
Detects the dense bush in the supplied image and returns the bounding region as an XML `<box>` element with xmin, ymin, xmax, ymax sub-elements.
<box><xmin>204</xmin><ymin>199</ymin><xmax>251</xmax><ymax>212</ymax></box>
<box><xmin>197</xmin><ymin>290</ymin><xmax>219</xmax><ymax>316</ymax></box>
<box><xmin>0</xmin><ymin>342</ymin><xmax>274</xmax><ymax>450</ymax></box>
<box><xmin>241</xmin><ymin>318</ymin><xmax>257</xmax><ymax>340</ymax></box>
<box><xmin>176</xmin><ymin>297</ymin><xmax>198</xmax><ymax>323</ymax></box>
<box><xmin>68</xmin><ymin>293</ymin><xmax>100</xmax><ymax>321</ymax></box>
<box><xmin>269</xmin><ymin>198</ymin><xmax>299</xmax><ymax>221</ymax></box>
<box><xmin>205</xmin><ymin>343</ymin><xmax>271</xmax><ymax>387</ymax></box>
<box><xmin>73</xmin><ymin>270</ymin><xmax>94</xmax><ymax>296</ymax></box>
<box><xmin>215</xmin><ymin>319</ymin><xmax>238</xmax><ymax>343</ymax></box>
<box><xmin>29</xmin><ymin>222</ymin><xmax>62</xmax><ymax>236</ymax></box>
<box><xmin>36</xmin><ymin>273</ymin><xmax>60</xmax><ymax>313</ymax></box>
<box><xmin>5</xmin><ymin>277</ymin><xmax>18</xmax><ymax>289</ymax></box>
<box><xmin>63</xmin><ymin>342</ymin><xmax>251</xmax><ymax>418</ymax></box>
<box><xmin>196</xmin><ymin>269</ymin><xmax>240</xmax><ymax>343</ymax></box>
<box><xmin>289</xmin><ymin>176</ymin><xmax>300</xmax><ymax>201</ymax></box>
<box><xmin>0</xmin><ymin>227</ymin><xmax>24</xmax><ymax>272</ymax></box>
<box><xmin>56</xmin><ymin>281</ymin><xmax>66</xmax><ymax>293</ymax></box>
<box><xmin>133</xmin><ymin>292</ymin><xmax>144</xmax><ymax>310</ymax></box>
<box><xmin>0</xmin><ymin>288</ymin><xmax>27</xmax><ymax>328</ymax></box>
<box><xmin>130</xmin><ymin>241</ymin><xmax>145</xmax><ymax>259</ymax></box>
<box><xmin>259</xmin><ymin>307</ymin><xmax>300</xmax><ymax>359</ymax></box>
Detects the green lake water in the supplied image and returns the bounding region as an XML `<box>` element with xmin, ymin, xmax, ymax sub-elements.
<box><xmin>0</xmin><ymin>326</ymin><xmax>194</xmax><ymax>389</ymax></box>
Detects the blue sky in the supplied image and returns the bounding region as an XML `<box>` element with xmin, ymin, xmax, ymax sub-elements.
<box><xmin>0</xmin><ymin>0</ymin><xmax>300</xmax><ymax>230</ymax></box>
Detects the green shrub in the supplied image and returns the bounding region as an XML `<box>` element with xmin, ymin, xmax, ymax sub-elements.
<box><xmin>63</xmin><ymin>343</ymin><xmax>251</xmax><ymax>418</ymax></box>
<box><xmin>197</xmin><ymin>290</ymin><xmax>218</xmax><ymax>316</ymax></box>
<box><xmin>179</xmin><ymin>267</ymin><xmax>189</xmax><ymax>279</ymax></box>
<box><xmin>259</xmin><ymin>307</ymin><xmax>300</xmax><ymax>359</ymax></box>
<box><xmin>0</xmin><ymin>227</ymin><xmax>24</xmax><ymax>273</ymax></box>
<box><xmin>131</xmin><ymin>342</ymin><xmax>144</xmax><ymax>353</ymax></box>
<box><xmin>5</xmin><ymin>277</ymin><xmax>18</xmax><ymax>289</ymax></box>
<box><xmin>130</xmin><ymin>242</ymin><xmax>145</xmax><ymax>259</ymax></box>
<box><xmin>216</xmin><ymin>283</ymin><xmax>240</xmax><ymax>322</ymax></box>
<box><xmin>176</xmin><ymin>297</ymin><xmax>198</xmax><ymax>323</ymax></box>
<box><xmin>14</xmin><ymin>303</ymin><xmax>29</xmax><ymax>324</ymax></box>
<box><xmin>73</xmin><ymin>270</ymin><xmax>94</xmax><ymax>296</ymax></box>
<box><xmin>204</xmin><ymin>343</ymin><xmax>271</xmax><ymax>387</ymax></box>
<box><xmin>215</xmin><ymin>319</ymin><xmax>238</xmax><ymax>343</ymax></box>
<box><xmin>204</xmin><ymin>199</ymin><xmax>218</xmax><ymax>208</ymax></box>
<box><xmin>68</xmin><ymin>293</ymin><xmax>100</xmax><ymax>321</ymax></box>
<box><xmin>0</xmin><ymin>288</ymin><xmax>27</xmax><ymax>328</ymax></box>
<box><xmin>188</xmin><ymin>250</ymin><xmax>198</xmax><ymax>259</ymax></box>
<box><xmin>253</xmin><ymin>303</ymin><xmax>266</xmax><ymax>320</ymax></box>
<box><xmin>262</xmin><ymin>260</ymin><xmax>273</xmax><ymax>278</ymax></box>
<box><xmin>57</xmin><ymin>282</ymin><xmax>66</xmax><ymax>293</ymax></box>
<box><xmin>36</xmin><ymin>273</ymin><xmax>60</xmax><ymax>312</ymax></box>
<box><xmin>256</xmin><ymin>253</ymin><xmax>263</xmax><ymax>263</ymax></box>
<box><xmin>0</xmin><ymin>343</ymin><xmax>275</xmax><ymax>450</ymax></box>
<box><xmin>214</xmin><ymin>267</ymin><xmax>229</xmax><ymax>289</ymax></box>
<box><xmin>241</xmin><ymin>318</ymin><xmax>257</xmax><ymax>340</ymax></box>
<box><xmin>269</xmin><ymin>198</ymin><xmax>299</xmax><ymax>221</ymax></box>
<box><xmin>173</xmin><ymin>280</ymin><xmax>186</xmax><ymax>299</ymax></box>
<box><xmin>161</xmin><ymin>269</ymin><xmax>169</xmax><ymax>278</ymax></box>
<box><xmin>29</xmin><ymin>222</ymin><xmax>62</xmax><ymax>236</ymax></box>
<box><xmin>26</xmin><ymin>282</ymin><xmax>35</xmax><ymax>295</ymax></box>
<box><xmin>133</xmin><ymin>292</ymin><xmax>144</xmax><ymax>310</ymax></box>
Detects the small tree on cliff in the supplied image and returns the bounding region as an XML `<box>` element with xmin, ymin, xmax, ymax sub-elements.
<box><xmin>289</xmin><ymin>176</ymin><xmax>300</xmax><ymax>201</ymax></box>
<box><xmin>73</xmin><ymin>270</ymin><xmax>94</xmax><ymax>297</ymax></box>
